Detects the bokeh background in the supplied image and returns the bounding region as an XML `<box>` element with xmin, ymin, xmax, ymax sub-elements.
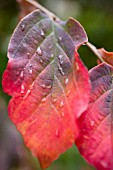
<box><xmin>0</xmin><ymin>0</ymin><xmax>113</xmax><ymax>169</ymax></box>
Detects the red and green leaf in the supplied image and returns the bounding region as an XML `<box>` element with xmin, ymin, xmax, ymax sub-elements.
<box><xmin>76</xmin><ymin>63</ymin><xmax>113</xmax><ymax>170</ymax></box>
<box><xmin>2</xmin><ymin>10</ymin><xmax>90</xmax><ymax>168</ymax></box>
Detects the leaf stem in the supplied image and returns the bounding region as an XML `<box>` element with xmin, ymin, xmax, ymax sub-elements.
<box><xmin>25</xmin><ymin>0</ymin><xmax>60</xmax><ymax>21</ymax></box>
<box><xmin>86</xmin><ymin>42</ymin><xmax>105</xmax><ymax>62</ymax></box>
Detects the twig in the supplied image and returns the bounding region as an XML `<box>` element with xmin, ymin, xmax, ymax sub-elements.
<box><xmin>25</xmin><ymin>0</ymin><xmax>60</xmax><ymax>20</ymax></box>
<box><xmin>86</xmin><ymin>42</ymin><xmax>104</xmax><ymax>62</ymax></box>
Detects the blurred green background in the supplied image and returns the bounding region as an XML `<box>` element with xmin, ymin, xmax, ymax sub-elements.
<box><xmin>0</xmin><ymin>0</ymin><xmax>113</xmax><ymax>169</ymax></box>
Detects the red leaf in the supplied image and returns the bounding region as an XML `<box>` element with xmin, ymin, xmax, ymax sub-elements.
<box><xmin>2</xmin><ymin>10</ymin><xmax>90</xmax><ymax>168</ymax></box>
<box><xmin>98</xmin><ymin>48</ymin><xmax>113</xmax><ymax>66</ymax></box>
<box><xmin>17</xmin><ymin>0</ymin><xmax>37</xmax><ymax>21</ymax></box>
<box><xmin>76</xmin><ymin>63</ymin><xmax>113</xmax><ymax>170</ymax></box>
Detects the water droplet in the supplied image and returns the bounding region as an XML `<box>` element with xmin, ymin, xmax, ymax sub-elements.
<box><xmin>75</xmin><ymin>63</ymin><xmax>79</xmax><ymax>70</ymax></box>
<box><xmin>20</xmin><ymin>71</ymin><xmax>24</xmax><ymax>79</ymax></box>
<box><xmin>40</xmin><ymin>30</ymin><xmax>45</xmax><ymax>37</ymax></box>
<box><xmin>27</xmin><ymin>52</ymin><xmax>30</xmax><ymax>58</ymax></box>
<box><xmin>58</xmin><ymin>55</ymin><xmax>63</xmax><ymax>64</ymax></box>
<box><xmin>58</xmin><ymin>64</ymin><xmax>65</xmax><ymax>76</ymax></box>
<box><xmin>43</xmin><ymin>93</ymin><xmax>46</xmax><ymax>97</ymax></box>
<box><xmin>65</xmin><ymin>78</ymin><xmax>69</xmax><ymax>85</ymax></box>
<box><xmin>29</xmin><ymin>63</ymin><xmax>32</xmax><ymax>67</ymax></box>
<box><xmin>21</xmin><ymin>24</ymin><xmax>25</xmax><ymax>31</ymax></box>
<box><xmin>53</xmin><ymin>98</ymin><xmax>57</xmax><ymax>103</ymax></box>
<box><xmin>36</xmin><ymin>47</ymin><xmax>42</xmax><ymax>56</ymax></box>
<box><xmin>29</xmin><ymin>69</ymin><xmax>32</xmax><ymax>75</ymax></box>
<box><xmin>58</xmin><ymin>55</ymin><xmax>63</xmax><ymax>60</ymax></box>
<box><xmin>66</xmin><ymin>90</ymin><xmax>70</xmax><ymax>97</ymax></box>
<box><xmin>59</xmin><ymin>60</ymin><xmax>63</xmax><ymax>64</ymax></box>
<box><xmin>21</xmin><ymin>84</ymin><xmax>25</xmax><ymax>94</ymax></box>
<box><xmin>51</xmin><ymin>54</ymin><xmax>54</xmax><ymax>58</ymax></box>
<box><xmin>90</xmin><ymin>121</ymin><xmax>95</xmax><ymax>127</ymax></box>
<box><xmin>41</xmin><ymin>84</ymin><xmax>46</xmax><ymax>89</ymax></box>
<box><xmin>40</xmin><ymin>59</ymin><xmax>43</xmax><ymax>63</ymax></box>
<box><xmin>55</xmin><ymin>130</ymin><xmax>59</xmax><ymax>137</ymax></box>
<box><xmin>49</xmin><ymin>45</ymin><xmax>53</xmax><ymax>49</ymax></box>
<box><xmin>58</xmin><ymin>37</ymin><xmax>62</xmax><ymax>41</ymax></box>
<box><xmin>47</xmin><ymin>85</ymin><xmax>52</xmax><ymax>89</ymax></box>
<box><xmin>41</xmin><ymin>97</ymin><xmax>46</xmax><ymax>103</ymax></box>
<box><xmin>61</xmin><ymin>112</ymin><xmax>65</xmax><ymax>117</ymax></box>
<box><xmin>60</xmin><ymin>101</ymin><xmax>64</xmax><ymax>108</ymax></box>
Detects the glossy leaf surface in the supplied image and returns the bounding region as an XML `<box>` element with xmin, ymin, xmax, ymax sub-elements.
<box><xmin>76</xmin><ymin>63</ymin><xmax>113</xmax><ymax>170</ymax></box>
<box><xmin>2</xmin><ymin>10</ymin><xmax>90</xmax><ymax>168</ymax></box>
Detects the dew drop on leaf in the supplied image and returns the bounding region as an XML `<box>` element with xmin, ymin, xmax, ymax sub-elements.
<box><xmin>43</xmin><ymin>93</ymin><xmax>46</xmax><ymax>97</ymax></box>
<box><xmin>29</xmin><ymin>63</ymin><xmax>32</xmax><ymax>67</ymax></box>
<box><xmin>58</xmin><ymin>64</ymin><xmax>65</xmax><ymax>76</ymax></box>
<box><xmin>29</xmin><ymin>69</ymin><xmax>33</xmax><ymax>75</ymax></box>
<box><xmin>36</xmin><ymin>47</ymin><xmax>42</xmax><ymax>56</ymax></box>
<box><xmin>41</xmin><ymin>84</ymin><xmax>46</xmax><ymax>89</ymax></box>
<box><xmin>41</xmin><ymin>97</ymin><xmax>46</xmax><ymax>103</ymax></box>
<box><xmin>40</xmin><ymin>30</ymin><xmax>45</xmax><ymax>37</ymax></box>
<box><xmin>21</xmin><ymin>84</ymin><xmax>25</xmax><ymax>94</ymax></box>
<box><xmin>60</xmin><ymin>101</ymin><xmax>64</xmax><ymax>108</ymax></box>
<box><xmin>66</xmin><ymin>90</ymin><xmax>70</xmax><ymax>97</ymax></box>
<box><xmin>65</xmin><ymin>78</ymin><xmax>69</xmax><ymax>85</ymax></box>
<box><xmin>58</xmin><ymin>37</ymin><xmax>62</xmax><ymax>41</ymax></box>
<box><xmin>40</xmin><ymin>59</ymin><xmax>43</xmax><ymax>64</ymax></box>
<box><xmin>58</xmin><ymin>55</ymin><xmax>63</xmax><ymax>64</ymax></box>
<box><xmin>21</xmin><ymin>24</ymin><xmax>25</xmax><ymax>31</ymax></box>
<box><xmin>53</xmin><ymin>98</ymin><xmax>57</xmax><ymax>103</ymax></box>
<box><xmin>51</xmin><ymin>54</ymin><xmax>54</xmax><ymax>58</ymax></box>
<box><xmin>58</xmin><ymin>55</ymin><xmax>63</xmax><ymax>60</ymax></box>
<box><xmin>49</xmin><ymin>45</ymin><xmax>53</xmax><ymax>49</ymax></box>
<box><xmin>47</xmin><ymin>85</ymin><xmax>52</xmax><ymax>89</ymax></box>
<box><xmin>60</xmin><ymin>60</ymin><xmax>63</xmax><ymax>64</ymax></box>
<box><xmin>27</xmin><ymin>52</ymin><xmax>30</xmax><ymax>58</ymax></box>
<box><xmin>20</xmin><ymin>71</ymin><xmax>24</xmax><ymax>79</ymax></box>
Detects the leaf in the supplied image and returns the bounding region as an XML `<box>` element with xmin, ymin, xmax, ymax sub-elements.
<box><xmin>17</xmin><ymin>0</ymin><xmax>37</xmax><ymax>21</ymax></box>
<box><xmin>2</xmin><ymin>10</ymin><xmax>90</xmax><ymax>168</ymax></box>
<box><xmin>86</xmin><ymin>42</ymin><xmax>113</xmax><ymax>65</ymax></box>
<box><xmin>76</xmin><ymin>63</ymin><xmax>113</xmax><ymax>170</ymax></box>
<box><xmin>97</xmin><ymin>48</ymin><xmax>113</xmax><ymax>66</ymax></box>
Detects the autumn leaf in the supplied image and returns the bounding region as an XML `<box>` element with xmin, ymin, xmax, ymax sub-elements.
<box><xmin>2</xmin><ymin>9</ymin><xmax>90</xmax><ymax>168</ymax></box>
<box><xmin>86</xmin><ymin>42</ymin><xmax>113</xmax><ymax>66</ymax></box>
<box><xmin>97</xmin><ymin>48</ymin><xmax>113</xmax><ymax>66</ymax></box>
<box><xmin>76</xmin><ymin>63</ymin><xmax>113</xmax><ymax>170</ymax></box>
<box><xmin>17</xmin><ymin>0</ymin><xmax>37</xmax><ymax>21</ymax></box>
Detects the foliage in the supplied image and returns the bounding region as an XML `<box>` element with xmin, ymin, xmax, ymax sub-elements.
<box><xmin>1</xmin><ymin>0</ymin><xmax>113</xmax><ymax>170</ymax></box>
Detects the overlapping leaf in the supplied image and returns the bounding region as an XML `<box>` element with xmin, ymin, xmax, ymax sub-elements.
<box><xmin>76</xmin><ymin>63</ymin><xmax>113</xmax><ymax>170</ymax></box>
<box><xmin>98</xmin><ymin>48</ymin><xmax>113</xmax><ymax>66</ymax></box>
<box><xmin>2</xmin><ymin>10</ymin><xmax>90</xmax><ymax>168</ymax></box>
